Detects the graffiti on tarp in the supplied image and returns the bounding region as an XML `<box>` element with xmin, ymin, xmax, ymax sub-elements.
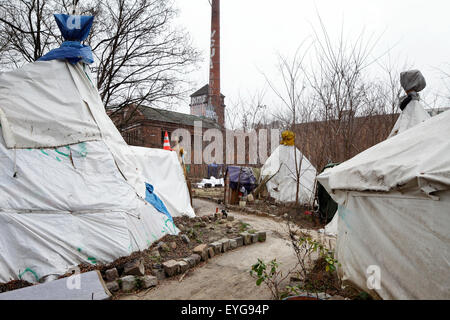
<box><xmin>35</xmin><ymin>142</ymin><xmax>88</xmax><ymax>162</ymax></box>
<box><xmin>18</xmin><ymin>268</ymin><xmax>39</xmax><ymax>282</ymax></box>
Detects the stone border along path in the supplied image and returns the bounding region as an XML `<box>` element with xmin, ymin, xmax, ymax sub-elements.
<box><xmin>194</xmin><ymin>196</ymin><xmax>336</xmax><ymax>251</ymax></box>
<box><xmin>106</xmin><ymin>230</ymin><xmax>267</xmax><ymax>295</ymax></box>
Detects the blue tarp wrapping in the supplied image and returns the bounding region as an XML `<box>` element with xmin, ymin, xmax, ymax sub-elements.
<box><xmin>39</xmin><ymin>14</ymin><xmax>94</xmax><ymax>65</ymax></box>
<box><xmin>145</xmin><ymin>183</ymin><xmax>173</xmax><ymax>222</ymax></box>
<box><xmin>226</xmin><ymin>166</ymin><xmax>257</xmax><ymax>193</ymax></box>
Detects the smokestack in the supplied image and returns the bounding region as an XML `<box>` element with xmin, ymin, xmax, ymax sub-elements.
<box><xmin>209</xmin><ymin>0</ymin><xmax>224</xmax><ymax>127</ymax></box>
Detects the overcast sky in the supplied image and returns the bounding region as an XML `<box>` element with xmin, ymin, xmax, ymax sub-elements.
<box><xmin>174</xmin><ymin>0</ymin><xmax>450</xmax><ymax>115</ymax></box>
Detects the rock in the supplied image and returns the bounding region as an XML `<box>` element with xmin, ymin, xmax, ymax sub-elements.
<box><xmin>182</xmin><ymin>256</ymin><xmax>196</xmax><ymax>268</ymax></box>
<box><xmin>150</xmin><ymin>249</ymin><xmax>160</xmax><ymax>258</ymax></box>
<box><xmin>233</xmin><ymin>236</ymin><xmax>244</xmax><ymax>247</ymax></box>
<box><xmin>181</xmin><ymin>234</ymin><xmax>190</xmax><ymax>244</ymax></box>
<box><xmin>226</xmin><ymin>223</ymin><xmax>233</xmax><ymax>229</ymax></box>
<box><xmin>105</xmin><ymin>268</ymin><xmax>119</xmax><ymax>282</ymax></box>
<box><xmin>257</xmin><ymin>231</ymin><xmax>267</xmax><ymax>242</ymax></box>
<box><xmin>157</xmin><ymin>241</ymin><xmax>170</xmax><ymax>252</ymax></box>
<box><xmin>208</xmin><ymin>247</ymin><xmax>215</xmax><ymax>258</ymax></box>
<box><xmin>200</xmin><ymin>222</ymin><xmax>207</xmax><ymax>227</ymax></box>
<box><xmin>123</xmin><ymin>258</ymin><xmax>145</xmax><ymax>276</ymax></box>
<box><xmin>240</xmin><ymin>232</ymin><xmax>252</xmax><ymax>245</ymax></box>
<box><xmin>229</xmin><ymin>239</ymin><xmax>238</xmax><ymax>249</ymax></box>
<box><xmin>227</xmin><ymin>215</ymin><xmax>235</xmax><ymax>221</ymax></box>
<box><xmin>284</xmin><ymin>213</ymin><xmax>289</xmax><ymax>218</ymax></box>
<box><xmin>251</xmin><ymin>234</ymin><xmax>259</xmax><ymax>244</ymax></box>
<box><xmin>106</xmin><ymin>281</ymin><xmax>119</xmax><ymax>292</ymax></box>
<box><xmin>152</xmin><ymin>268</ymin><xmax>166</xmax><ymax>281</ymax></box>
<box><xmin>120</xmin><ymin>275</ymin><xmax>136</xmax><ymax>292</ymax></box>
<box><xmin>219</xmin><ymin>238</ymin><xmax>230</xmax><ymax>252</ymax></box>
<box><xmin>218</xmin><ymin>219</ymin><xmax>226</xmax><ymax>224</ymax></box>
<box><xmin>170</xmin><ymin>241</ymin><xmax>177</xmax><ymax>250</ymax></box>
<box><xmin>209</xmin><ymin>242</ymin><xmax>222</xmax><ymax>254</ymax></box>
<box><xmin>142</xmin><ymin>275</ymin><xmax>158</xmax><ymax>288</ymax></box>
<box><xmin>177</xmin><ymin>260</ymin><xmax>189</xmax><ymax>273</ymax></box>
<box><xmin>178</xmin><ymin>224</ymin><xmax>185</xmax><ymax>231</ymax></box>
<box><xmin>209</xmin><ymin>226</ymin><xmax>215</xmax><ymax>230</ymax></box>
<box><xmin>191</xmin><ymin>253</ymin><xmax>202</xmax><ymax>265</ymax></box>
<box><xmin>226</xmin><ymin>229</ymin><xmax>233</xmax><ymax>234</ymax></box>
<box><xmin>193</xmin><ymin>244</ymin><xmax>209</xmax><ymax>261</ymax></box>
<box><xmin>162</xmin><ymin>260</ymin><xmax>180</xmax><ymax>277</ymax></box>
<box><xmin>201</xmin><ymin>216</ymin><xmax>209</xmax><ymax>222</ymax></box>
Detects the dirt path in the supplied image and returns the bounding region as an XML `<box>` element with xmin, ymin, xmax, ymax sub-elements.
<box><xmin>119</xmin><ymin>199</ymin><xmax>299</xmax><ymax>300</ymax></box>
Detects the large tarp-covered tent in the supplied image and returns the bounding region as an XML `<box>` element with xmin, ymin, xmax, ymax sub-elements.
<box><xmin>317</xmin><ymin>109</ymin><xmax>450</xmax><ymax>300</ymax></box>
<box><xmin>0</xmin><ymin>14</ymin><xmax>178</xmax><ymax>283</ymax></box>
<box><xmin>130</xmin><ymin>147</ymin><xmax>195</xmax><ymax>218</ymax></box>
<box><xmin>261</xmin><ymin>145</ymin><xmax>317</xmax><ymax>204</ymax></box>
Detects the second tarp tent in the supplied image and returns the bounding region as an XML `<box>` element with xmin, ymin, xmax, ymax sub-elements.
<box><xmin>130</xmin><ymin>146</ymin><xmax>195</xmax><ymax>218</ymax></box>
<box><xmin>261</xmin><ymin>144</ymin><xmax>317</xmax><ymax>204</ymax></box>
<box><xmin>317</xmin><ymin>109</ymin><xmax>450</xmax><ymax>300</ymax></box>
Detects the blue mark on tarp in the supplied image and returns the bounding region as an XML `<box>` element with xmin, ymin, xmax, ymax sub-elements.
<box><xmin>38</xmin><ymin>14</ymin><xmax>94</xmax><ymax>65</ymax></box>
<box><xmin>144</xmin><ymin>183</ymin><xmax>173</xmax><ymax>222</ymax></box>
<box><xmin>338</xmin><ymin>205</ymin><xmax>352</xmax><ymax>231</ymax></box>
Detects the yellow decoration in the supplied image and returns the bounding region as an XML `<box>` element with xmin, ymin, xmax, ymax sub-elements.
<box><xmin>280</xmin><ymin>131</ymin><xmax>295</xmax><ymax>146</ymax></box>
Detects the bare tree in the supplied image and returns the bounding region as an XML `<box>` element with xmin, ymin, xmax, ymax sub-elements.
<box><xmin>226</xmin><ymin>89</ymin><xmax>269</xmax><ymax>132</ymax></box>
<box><xmin>0</xmin><ymin>0</ymin><xmax>200</xmax><ymax>126</ymax></box>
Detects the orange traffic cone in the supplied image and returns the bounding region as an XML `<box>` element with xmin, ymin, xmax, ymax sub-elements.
<box><xmin>163</xmin><ymin>131</ymin><xmax>172</xmax><ymax>151</ymax></box>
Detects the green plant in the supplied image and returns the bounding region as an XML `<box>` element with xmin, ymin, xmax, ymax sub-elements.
<box><xmin>250</xmin><ymin>259</ymin><xmax>291</xmax><ymax>300</ymax></box>
<box><xmin>250</xmin><ymin>222</ymin><xmax>343</xmax><ymax>300</ymax></box>
<box><xmin>239</xmin><ymin>222</ymin><xmax>250</xmax><ymax>232</ymax></box>
<box><xmin>150</xmin><ymin>255</ymin><xmax>162</xmax><ymax>263</ymax></box>
<box><xmin>134</xmin><ymin>277</ymin><xmax>144</xmax><ymax>290</ymax></box>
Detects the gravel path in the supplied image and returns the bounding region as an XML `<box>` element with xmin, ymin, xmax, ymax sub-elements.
<box><xmin>119</xmin><ymin>198</ymin><xmax>299</xmax><ymax>300</ymax></box>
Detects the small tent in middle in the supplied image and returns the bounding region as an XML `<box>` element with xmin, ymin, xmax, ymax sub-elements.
<box><xmin>261</xmin><ymin>134</ymin><xmax>317</xmax><ymax>204</ymax></box>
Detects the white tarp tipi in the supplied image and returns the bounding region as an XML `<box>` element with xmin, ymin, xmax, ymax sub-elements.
<box><xmin>0</xmin><ymin>59</ymin><xmax>179</xmax><ymax>283</ymax></box>
<box><xmin>130</xmin><ymin>146</ymin><xmax>195</xmax><ymax>218</ymax></box>
<box><xmin>317</xmin><ymin>108</ymin><xmax>450</xmax><ymax>300</ymax></box>
<box><xmin>261</xmin><ymin>145</ymin><xmax>317</xmax><ymax>204</ymax></box>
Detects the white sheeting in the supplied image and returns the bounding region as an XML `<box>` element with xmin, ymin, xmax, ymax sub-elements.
<box><xmin>317</xmin><ymin>110</ymin><xmax>450</xmax><ymax>300</ymax></box>
<box><xmin>261</xmin><ymin>145</ymin><xmax>317</xmax><ymax>204</ymax></box>
<box><xmin>0</xmin><ymin>61</ymin><xmax>101</xmax><ymax>148</ymax></box>
<box><xmin>130</xmin><ymin>146</ymin><xmax>195</xmax><ymax>218</ymax></box>
<box><xmin>388</xmin><ymin>100</ymin><xmax>430</xmax><ymax>138</ymax></box>
<box><xmin>333</xmin><ymin>191</ymin><xmax>450</xmax><ymax>300</ymax></box>
<box><xmin>0</xmin><ymin>60</ymin><xmax>178</xmax><ymax>283</ymax></box>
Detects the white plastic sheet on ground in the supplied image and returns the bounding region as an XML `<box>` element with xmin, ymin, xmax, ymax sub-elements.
<box><xmin>261</xmin><ymin>145</ymin><xmax>317</xmax><ymax>204</ymax></box>
<box><xmin>130</xmin><ymin>146</ymin><xmax>195</xmax><ymax>218</ymax></box>
<box><xmin>317</xmin><ymin>110</ymin><xmax>450</xmax><ymax>300</ymax></box>
<box><xmin>0</xmin><ymin>60</ymin><xmax>178</xmax><ymax>283</ymax></box>
<box><xmin>197</xmin><ymin>177</ymin><xmax>225</xmax><ymax>188</ymax></box>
